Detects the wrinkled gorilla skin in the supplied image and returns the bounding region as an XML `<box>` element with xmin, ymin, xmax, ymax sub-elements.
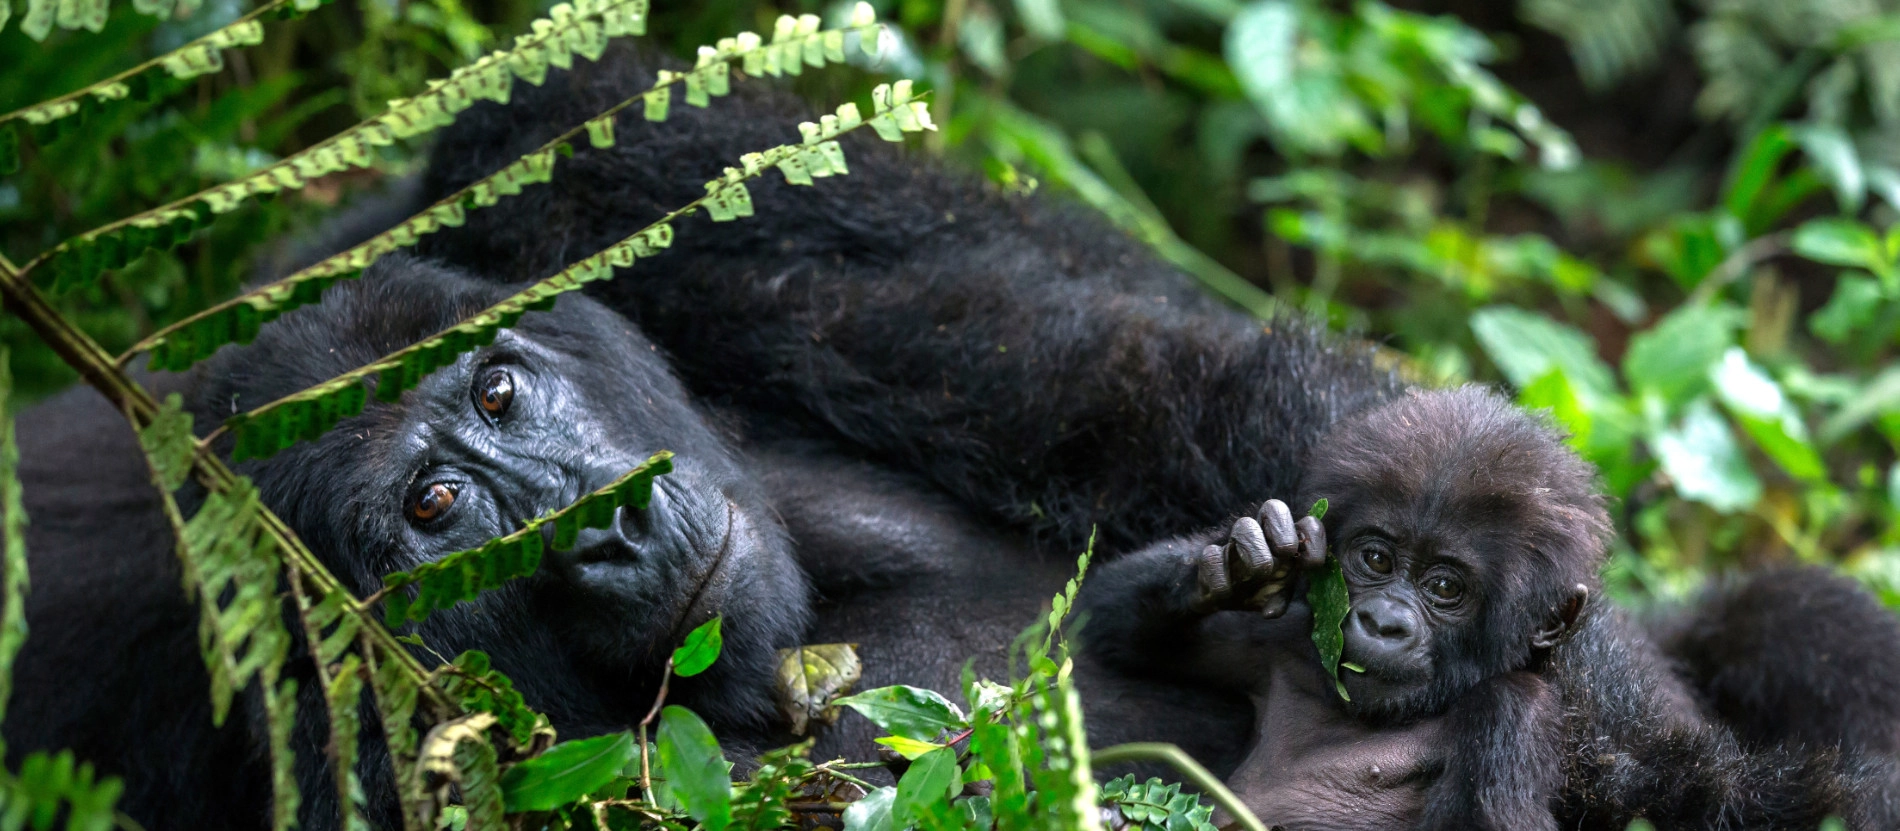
<box><xmin>5</xmin><ymin>259</ymin><xmax>809</xmax><ymax>829</ymax></box>
<box><xmin>1088</xmin><ymin>388</ymin><xmax>1900</xmax><ymax>830</ymax></box>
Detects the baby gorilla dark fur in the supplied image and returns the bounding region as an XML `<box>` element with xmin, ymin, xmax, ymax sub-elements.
<box><xmin>1087</xmin><ymin>387</ymin><xmax>1900</xmax><ymax>829</ymax></box>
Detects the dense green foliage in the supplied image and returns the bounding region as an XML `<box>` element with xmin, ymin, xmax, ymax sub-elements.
<box><xmin>2</xmin><ymin>0</ymin><xmax>1899</xmax><ymax>828</ymax></box>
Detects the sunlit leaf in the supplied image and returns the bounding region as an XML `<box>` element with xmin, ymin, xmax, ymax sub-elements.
<box><xmin>1622</xmin><ymin>305</ymin><xmax>1741</xmax><ymax>407</ymax></box>
<box><xmin>843</xmin><ymin>786</ymin><xmax>896</xmax><ymax>831</ymax></box>
<box><xmin>893</xmin><ymin>747</ymin><xmax>960</xmax><ymax>828</ymax></box>
<box><xmin>671</xmin><ymin>616</ymin><xmax>724</xmax><ymax>677</ymax></box>
<box><xmin>1470</xmin><ymin>306</ymin><xmax>1618</xmax><ymax>405</ymax></box>
<box><xmin>835</xmin><ymin>685</ymin><xmax>966</xmax><ymax>741</ymax></box>
<box><xmin>1654</xmin><ymin>399</ymin><xmax>1762</xmax><ymax>513</ymax></box>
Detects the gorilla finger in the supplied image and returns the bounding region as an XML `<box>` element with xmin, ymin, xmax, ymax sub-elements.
<box><xmin>1229</xmin><ymin>516</ymin><xmax>1273</xmax><ymax>579</ymax></box>
<box><xmin>1257</xmin><ymin>591</ymin><xmax>1290</xmax><ymax>620</ymax></box>
<box><xmin>1198</xmin><ymin>544</ymin><xmax>1232</xmax><ymax>604</ymax></box>
<box><xmin>1258</xmin><ymin>499</ymin><xmax>1299</xmax><ymax>556</ymax></box>
<box><xmin>1296</xmin><ymin>515</ymin><xmax>1328</xmax><ymax>569</ymax></box>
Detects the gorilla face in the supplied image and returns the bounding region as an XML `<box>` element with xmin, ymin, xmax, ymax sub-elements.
<box><xmin>194</xmin><ymin>256</ymin><xmax>807</xmax><ymax>730</ymax></box>
<box><xmin>1297</xmin><ymin>388</ymin><xmax>1608</xmax><ymax>724</ymax></box>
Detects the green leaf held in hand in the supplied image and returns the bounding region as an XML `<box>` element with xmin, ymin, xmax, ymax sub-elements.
<box><xmin>1308</xmin><ymin>555</ymin><xmax>1351</xmax><ymax>701</ymax></box>
<box><xmin>672</xmin><ymin>616</ymin><xmax>724</xmax><ymax>677</ymax></box>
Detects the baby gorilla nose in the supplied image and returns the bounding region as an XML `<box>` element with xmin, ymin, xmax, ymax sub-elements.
<box><xmin>1347</xmin><ymin>596</ymin><xmax>1421</xmax><ymax>657</ymax></box>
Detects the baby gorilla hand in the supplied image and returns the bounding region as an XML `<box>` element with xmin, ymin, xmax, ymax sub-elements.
<box><xmin>1195</xmin><ymin>499</ymin><xmax>1327</xmax><ymax>618</ymax></box>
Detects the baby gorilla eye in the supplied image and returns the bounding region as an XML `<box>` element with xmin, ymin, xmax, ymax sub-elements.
<box><xmin>408</xmin><ymin>483</ymin><xmax>458</xmax><ymax>525</ymax></box>
<box><xmin>1363</xmin><ymin>545</ymin><xmax>1394</xmax><ymax>574</ymax></box>
<box><xmin>475</xmin><ymin>368</ymin><xmax>515</xmax><ymax>418</ymax></box>
<box><xmin>1424</xmin><ymin>574</ymin><xmax>1463</xmax><ymax>603</ymax></box>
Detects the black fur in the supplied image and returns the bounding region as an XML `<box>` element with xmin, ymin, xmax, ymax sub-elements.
<box><xmin>405</xmin><ymin>44</ymin><xmax>1406</xmax><ymax>555</ymax></box>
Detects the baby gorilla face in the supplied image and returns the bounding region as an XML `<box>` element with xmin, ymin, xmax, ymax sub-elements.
<box><xmin>1298</xmin><ymin>387</ymin><xmax>1609</xmax><ymax>723</ymax></box>
<box><xmin>196</xmin><ymin>256</ymin><xmax>805</xmax><ymax>726</ymax></box>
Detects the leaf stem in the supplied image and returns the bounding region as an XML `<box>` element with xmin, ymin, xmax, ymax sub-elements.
<box><xmin>1088</xmin><ymin>743</ymin><xmax>1267</xmax><ymax>831</ymax></box>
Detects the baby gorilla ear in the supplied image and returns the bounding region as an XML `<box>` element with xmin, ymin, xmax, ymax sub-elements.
<box><xmin>1530</xmin><ymin>584</ymin><xmax>1591</xmax><ymax>650</ymax></box>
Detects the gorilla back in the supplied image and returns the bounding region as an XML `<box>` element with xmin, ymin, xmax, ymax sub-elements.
<box><xmin>4</xmin><ymin>257</ymin><xmax>809</xmax><ymax>829</ymax></box>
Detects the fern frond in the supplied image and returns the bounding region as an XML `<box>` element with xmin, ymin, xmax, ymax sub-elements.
<box><xmin>367</xmin><ymin>645</ymin><xmax>428</xmax><ymax>831</ymax></box>
<box><xmin>378</xmin><ymin>451</ymin><xmax>672</xmax><ymax>627</ymax></box>
<box><xmin>1521</xmin><ymin>0</ymin><xmax>1676</xmax><ymax>91</ymax></box>
<box><xmin>326</xmin><ymin>655</ymin><xmax>372</xmax><ymax>831</ymax></box>
<box><xmin>22</xmin><ymin>0</ymin><xmax>661</xmax><ymax>294</ymax></box>
<box><xmin>125</xmin><ymin>4</ymin><xmax>886</xmax><ymax>373</ymax></box>
<box><xmin>223</xmin><ymin>85</ymin><xmax>930</xmax><ymax>462</ymax></box>
<box><xmin>0</xmin><ymin>750</ymin><xmax>125</xmax><ymax>831</ymax></box>
<box><xmin>0</xmin><ymin>350</ymin><xmax>24</xmax><ymax>743</ymax></box>
<box><xmin>418</xmin><ymin>713</ymin><xmax>506</xmax><ymax>829</ymax></box>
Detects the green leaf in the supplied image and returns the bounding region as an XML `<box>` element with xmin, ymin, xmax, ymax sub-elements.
<box><xmin>775</xmin><ymin>643</ymin><xmax>862</xmax><ymax>735</ymax></box>
<box><xmin>1622</xmin><ymin>305</ymin><xmax>1740</xmax><ymax>407</ymax></box>
<box><xmin>501</xmin><ymin>731</ymin><xmax>637</xmax><ymax>812</ymax></box>
<box><xmin>1307</xmin><ymin>498</ymin><xmax>1328</xmax><ymax>520</ymax></box>
<box><xmin>1307</xmin><ymin>555</ymin><xmax>1351</xmax><ymax>701</ymax></box>
<box><xmin>1809</xmin><ymin>275</ymin><xmax>1885</xmax><ymax>345</ymax></box>
<box><xmin>1520</xmin><ymin>368</ymin><xmax>1593</xmax><ymax>449</ymax></box>
<box><xmin>1470</xmin><ymin>306</ymin><xmax>1618</xmax><ymax>405</ymax></box>
<box><xmin>1792</xmin><ymin>124</ymin><xmax>1865</xmax><ymax>214</ymax></box>
<box><xmin>1653</xmin><ymin>399</ymin><xmax>1762</xmax><ymax>513</ymax></box>
<box><xmin>657</xmin><ymin>706</ymin><xmax>731</xmax><ymax>829</ymax></box>
<box><xmin>834</xmin><ymin>685</ymin><xmax>966</xmax><ymax>741</ymax></box>
<box><xmin>1723</xmin><ymin>125</ymin><xmax>1794</xmax><ymax>224</ymax></box>
<box><xmin>873</xmin><ymin>735</ymin><xmax>946</xmax><ymax>760</ymax></box>
<box><xmin>672</xmin><ymin>616</ymin><xmax>724</xmax><ymax>677</ymax></box>
<box><xmin>1792</xmin><ymin>218</ymin><xmax>1886</xmax><ymax>273</ymax></box>
<box><xmin>893</xmin><ymin>747</ymin><xmax>960</xmax><ymax>828</ymax></box>
<box><xmin>1709</xmin><ymin>348</ymin><xmax>1825</xmax><ymax>482</ymax></box>
<box><xmin>842</xmin><ymin>786</ymin><xmax>896</xmax><ymax>831</ymax></box>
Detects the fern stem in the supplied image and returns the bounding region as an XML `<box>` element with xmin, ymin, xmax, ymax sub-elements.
<box><xmin>1088</xmin><ymin>743</ymin><xmax>1268</xmax><ymax>831</ymax></box>
<box><xmin>0</xmin><ymin>253</ymin><xmax>456</xmax><ymax>717</ymax></box>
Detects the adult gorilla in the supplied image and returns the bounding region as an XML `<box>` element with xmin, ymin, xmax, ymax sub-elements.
<box><xmin>5</xmin><ymin>258</ymin><xmax>1436</xmax><ymax>829</ymax></box>
<box><xmin>6</xmin><ymin>259</ymin><xmax>806</xmax><ymax>828</ymax></box>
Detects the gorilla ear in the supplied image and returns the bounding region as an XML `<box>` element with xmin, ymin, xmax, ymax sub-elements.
<box><xmin>1530</xmin><ymin>584</ymin><xmax>1590</xmax><ymax>650</ymax></box>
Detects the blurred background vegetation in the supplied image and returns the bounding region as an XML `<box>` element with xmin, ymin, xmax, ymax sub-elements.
<box><xmin>5</xmin><ymin>0</ymin><xmax>1899</xmax><ymax>606</ymax></box>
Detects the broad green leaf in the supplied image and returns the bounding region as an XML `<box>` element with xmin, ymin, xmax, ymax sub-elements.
<box><xmin>842</xmin><ymin>786</ymin><xmax>896</xmax><ymax>831</ymax></box>
<box><xmin>1307</xmin><ymin>555</ymin><xmax>1350</xmax><ymax>701</ymax></box>
<box><xmin>1653</xmin><ymin>399</ymin><xmax>1762</xmax><ymax>513</ymax></box>
<box><xmin>1709</xmin><ymin>349</ymin><xmax>1825</xmax><ymax>481</ymax></box>
<box><xmin>893</xmin><ymin>747</ymin><xmax>960</xmax><ymax>828</ymax></box>
<box><xmin>1793</xmin><ymin>218</ymin><xmax>1885</xmax><ymax>273</ymax></box>
<box><xmin>500</xmin><ymin>731</ymin><xmax>637</xmax><ymax>812</ymax></box>
<box><xmin>1622</xmin><ymin>305</ymin><xmax>1741</xmax><ymax>407</ymax></box>
<box><xmin>1792</xmin><ymin>124</ymin><xmax>1866</xmax><ymax>214</ymax></box>
<box><xmin>657</xmin><ymin>706</ymin><xmax>731</xmax><ymax>829</ymax></box>
<box><xmin>1810</xmin><ymin>275</ymin><xmax>1886</xmax><ymax>344</ymax></box>
<box><xmin>1520</xmin><ymin>368</ymin><xmax>1593</xmax><ymax>449</ymax></box>
<box><xmin>672</xmin><ymin>616</ymin><xmax>724</xmax><ymax>677</ymax></box>
<box><xmin>1014</xmin><ymin>0</ymin><xmax>1064</xmax><ymax>40</ymax></box>
<box><xmin>1470</xmin><ymin>306</ymin><xmax>1618</xmax><ymax>404</ymax></box>
<box><xmin>775</xmin><ymin>643</ymin><xmax>862</xmax><ymax>735</ymax></box>
<box><xmin>1308</xmin><ymin>498</ymin><xmax>1328</xmax><ymax>520</ymax></box>
<box><xmin>1723</xmin><ymin>125</ymin><xmax>1794</xmax><ymax>224</ymax></box>
<box><xmin>834</xmin><ymin>685</ymin><xmax>965</xmax><ymax>741</ymax></box>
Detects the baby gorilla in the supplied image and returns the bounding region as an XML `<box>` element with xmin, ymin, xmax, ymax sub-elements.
<box><xmin>1086</xmin><ymin>387</ymin><xmax>1900</xmax><ymax>830</ymax></box>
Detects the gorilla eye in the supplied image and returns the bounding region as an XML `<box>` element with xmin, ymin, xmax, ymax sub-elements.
<box><xmin>1424</xmin><ymin>575</ymin><xmax>1463</xmax><ymax>603</ymax></box>
<box><xmin>1363</xmin><ymin>546</ymin><xmax>1394</xmax><ymax>574</ymax></box>
<box><xmin>407</xmin><ymin>483</ymin><xmax>458</xmax><ymax>525</ymax></box>
<box><xmin>476</xmin><ymin>369</ymin><xmax>515</xmax><ymax>419</ymax></box>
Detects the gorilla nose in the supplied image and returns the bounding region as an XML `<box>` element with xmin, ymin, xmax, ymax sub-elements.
<box><xmin>1346</xmin><ymin>597</ymin><xmax>1420</xmax><ymax>654</ymax></box>
<box><xmin>557</xmin><ymin>501</ymin><xmax>657</xmax><ymax>566</ymax></box>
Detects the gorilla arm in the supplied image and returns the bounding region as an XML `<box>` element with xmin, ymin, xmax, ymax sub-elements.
<box><xmin>411</xmin><ymin>46</ymin><xmax>1407</xmax><ymax>553</ymax></box>
<box><xmin>1080</xmin><ymin>523</ymin><xmax>1441</xmax><ymax>831</ymax></box>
